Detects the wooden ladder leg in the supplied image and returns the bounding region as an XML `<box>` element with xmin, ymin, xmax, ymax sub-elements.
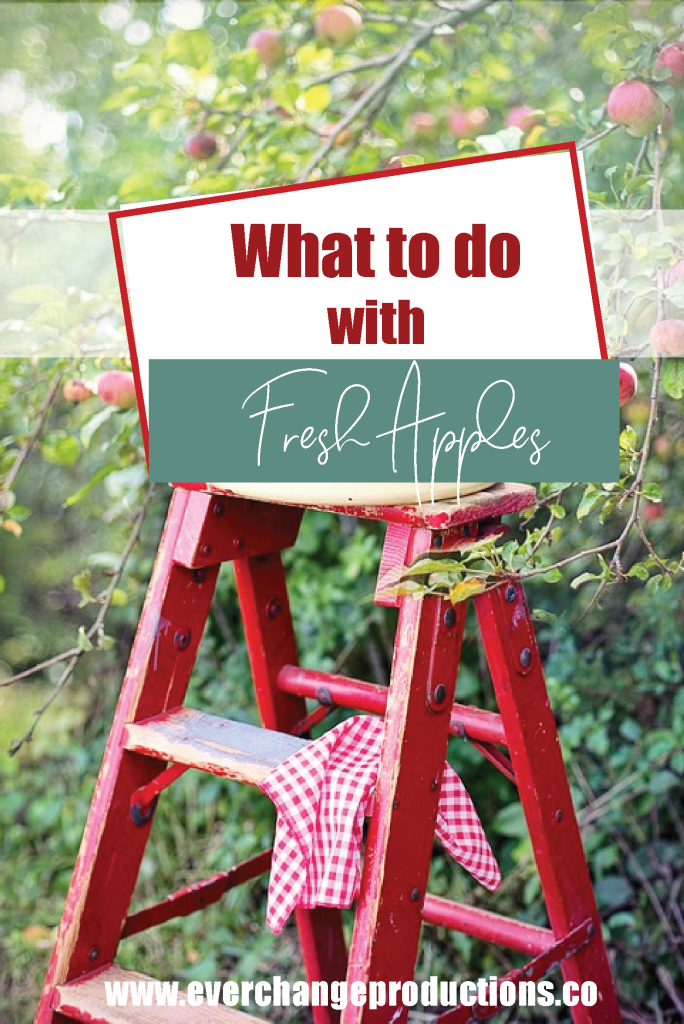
<box><xmin>36</xmin><ymin>489</ymin><xmax>220</xmax><ymax>1022</ymax></box>
<box><xmin>343</xmin><ymin>526</ymin><xmax>467</xmax><ymax>1024</ymax></box>
<box><xmin>234</xmin><ymin>547</ymin><xmax>348</xmax><ymax>1024</ymax></box>
<box><xmin>474</xmin><ymin>581</ymin><xmax>621</xmax><ymax>1023</ymax></box>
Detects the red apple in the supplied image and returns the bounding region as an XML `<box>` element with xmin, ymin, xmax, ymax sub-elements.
<box><xmin>505</xmin><ymin>106</ymin><xmax>541</xmax><ymax>131</ymax></box>
<box><xmin>248</xmin><ymin>28</ymin><xmax>285</xmax><ymax>68</ymax></box>
<box><xmin>63</xmin><ymin>379</ymin><xmax>94</xmax><ymax>403</ymax></box>
<box><xmin>665</xmin><ymin>258</ymin><xmax>684</xmax><ymax>288</ymax></box>
<box><xmin>97</xmin><ymin>370</ymin><xmax>137</xmax><ymax>410</ymax></box>
<box><xmin>314</xmin><ymin>5</ymin><xmax>362</xmax><ymax>47</ymax></box>
<box><xmin>447</xmin><ymin>106</ymin><xmax>490</xmax><ymax>139</ymax></box>
<box><xmin>407</xmin><ymin>112</ymin><xmax>437</xmax><ymax>137</ymax></box>
<box><xmin>619</xmin><ymin>362</ymin><xmax>638</xmax><ymax>406</ymax></box>
<box><xmin>644</xmin><ymin>502</ymin><xmax>663</xmax><ymax>522</ymax></box>
<box><xmin>184</xmin><ymin>132</ymin><xmax>217</xmax><ymax>160</ymax></box>
<box><xmin>655</xmin><ymin>42</ymin><xmax>684</xmax><ymax>84</ymax></box>
<box><xmin>322</xmin><ymin>122</ymin><xmax>352</xmax><ymax>146</ymax></box>
<box><xmin>607</xmin><ymin>81</ymin><xmax>665</xmax><ymax>136</ymax></box>
<box><xmin>649</xmin><ymin>318</ymin><xmax>684</xmax><ymax>356</ymax></box>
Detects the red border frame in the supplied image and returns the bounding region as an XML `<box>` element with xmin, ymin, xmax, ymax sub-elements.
<box><xmin>108</xmin><ymin>141</ymin><xmax>607</xmax><ymax>467</ymax></box>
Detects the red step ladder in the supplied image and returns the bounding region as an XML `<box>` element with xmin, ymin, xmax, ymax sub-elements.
<box><xmin>36</xmin><ymin>483</ymin><xmax>620</xmax><ymax>1023</ymax></box>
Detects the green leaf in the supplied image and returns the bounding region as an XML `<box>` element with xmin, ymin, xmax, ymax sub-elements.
<box><xmin>298</xmin><ymin>84</ymin><xmax>332</xmax><ymax>112</ymax></box>
<box><xmin>77</xmin><ymin>626</ymin><xmax>93</xmax><ymax>652</ymax></box>
<box><xmin>493</xmin><ymin>803</ymin><xmax>528</xmax><ymax>839</ymax></box>
<box><xmin>649</xmin><ymin>770</ymin><xmax>678</xmax><ymax>794</ymax></box>
<box><xmin>64</xmin><ymin>464</ymin><xmax>118</xmax><ymax>507</ymax></box>
<box><xmin>378</xmin><ymin>579</ymin><xmax>425</xmax><ymax>599</ymax></box>
<box><xmin>26</xmin><ymin>303</ymin><xmax>69</xmax><ymax>331</ymax></box>
<box><xmin>577</xmin><ymin>487</ymin><xmax>602</xmax><ymax>520</ymax></box>
<box><xmin>662</xmin><ymin>358</ymin><xmax>684</xmax><ymax>400</ymax></box>
<box><xmin>6</xmin><ymin>285</ymin><xmax>64</xmax><ymax>305</ymax></box>
<box><xmin>405</xmin><ymin>558</ymin><xmax>465</xmax><ymax>576</ymax></box>
<box><xmin>549</xmin><ymin>504</ymin><xmax>566</xmax><ymax>519</ymax></box>
<box><xmin>72</xmin><ymin>569</ymin><xmax>92</xmax><ymax>607</ymax></box>
<box><xmin>571</xmin><ymin>571</ymin><xmax>602</xmax><ymax>590</ymax></box>
<box><xmin>619</xmin><ymin>426</ymin><xmax>637</xmax><ymax>451</ymax></box>
<box><xmin>165</xmin><ymin>28</ymin><xmax>212</xmax><ymax>69</ymax></box>
<box><xmin>100</xmin><ymin>85</ymin><xmax>148</xmax><ymax>112</ymax></box>
<box><xmin>541</xmin><ymin>568</ymin><xmax>562</xmax><ymax>583</ymax></box>
<box><xmin>391</xmin><ymin>154</ymin><xmax>425</xmax><ymax>167</ymax></box>
<box><xmin>642</xmin><ymin>482</ymin><xmax>661</xmax><ymax>502</ymax></box>
<box><xmin>81</xmin><ymin>406</ymin><xmax>116</xmax><ymax>449</ymax></box>
<box><xmin>41</xmin><ymin>432</ymin><xmax>80</xmax><ymax>467</ymax></box>
<box><xmin>531</xmin><ymin>608</ymin><xmax>558</xmax><ymax>624</ymax></box>
<box><xmin>119</xmin><ymin>172</ymin><xmax>170</xmax><ymax>203</ymax></box>
<box><xmin>627</xmin><ymin>563</ymin><xmax>649</xmax><ymax>580</ymax></box>
<box><xmin>594</xmin><ymin>875</ymin><xmax>633</xmax><ymax>911</ymax></box>
<box><xmin>449</xmin><ymin>578</ymin><xmax>487</xmax><ymax>604</ymax></box>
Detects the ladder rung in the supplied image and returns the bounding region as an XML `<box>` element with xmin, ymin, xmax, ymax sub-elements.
<box><xmin>422</xmin><ymin>894</ymin><xmax>553</xmax><ymax>956</ymax></box>
<box><xmin>122</xmin><ymin>707</ymin><xmax>306</xmax><ymax>785</ymax></box>
<box><xmin>122</xmin><ymin>850</ymin><xmax>272</xmax><ymax>938</ymax></box>
<box><xmin>53</xmin><ymin>965</ymin><xmax>265</xmax><ymax>1022</ymax></box>
<box><xmin>277</xmin><ymin>665</ymin><xmax>507</xmax><ymax>746</ymax></box>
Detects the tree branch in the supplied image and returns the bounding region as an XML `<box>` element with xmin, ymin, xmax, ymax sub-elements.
<box><xmin>295</xmin><ymin>0</ymin><xmax>495</xmax><ymax>183</ymax></box>
<box><xmin>7</xmin><ymin>483</ymin><xmax>158</xmax><ymax>754</ymax></box>
<box><xmin>0</xmin><ymin>370</ymin><xmax>63</xmax><ymax>515</ymax></box>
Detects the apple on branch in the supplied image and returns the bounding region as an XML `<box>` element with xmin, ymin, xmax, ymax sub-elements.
<box><xmin>248</xmin><ymin>28</ymin><xmax>285</xmax><ymax>68</ymax></box>
<box><xmin>314</xmin><ymin>5</ymin><xmax>362</xmax><ymax>47</ymax></box>
<box><xmin>619</xmin><ymin>362</ymin><xmax>638</xmax><ymax>407</ymax></box>
<box><xmin>97</xmin><ymin>371</ymin><xmax>137</xmax><ymax>410</ymax></box>
<box><xmin>63</xmin><ymin>379</ymin><xmax>94</xmax><ymax>403</ymax></box>
<box><xmin>649</xmin><ymin>318</ymin><xmax>684</xmax><ymax>356</ymax></box>
<box><xmin>655</xmin><ymin>41</ymin><xmax>684</xmax><ymax>84</ymax></box>
<box><xmin>184</xmin><ymin>132</ymin><xmax>217</xmax><ymax>160</ymax></box>
<box><xmin>607</xmin><ymin>81</ymin><xmax>665</xmax><ymax>136</ymax></box>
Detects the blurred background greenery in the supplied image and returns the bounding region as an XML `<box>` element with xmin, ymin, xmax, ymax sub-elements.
<box><xmin>1</xmin><ymin>2</ymin><xmax>684</xmax><ymax>1021</ymax></box>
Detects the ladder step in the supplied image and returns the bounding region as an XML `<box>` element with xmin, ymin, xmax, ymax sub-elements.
<box><xmin>122</xmin><ymin>707</ymin><xmax>306</xmax><ymax>785</ymax></box>
<box><xmin>53</xmin><ymin>965</ymin><xmax>265</xmax><ymax>1022</ymax></box>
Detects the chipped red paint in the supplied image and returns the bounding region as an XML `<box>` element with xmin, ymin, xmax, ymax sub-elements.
<box><xmin>172</xmin><ymin>482</ymin><xmax>537</xmax><ymax>531</ymax></box>
<box><xmin>422</xmin><ymin>895</ymin><xmax>553</xmax><ymax>956</ymax></box>
<box><xmin>277</xmin><ymin>665</ymin><xmax>507</xmax><ymax>746</ymax></box>
<box><xmin>234</xmin><ymin>548</ymin><xmax>348</xmax><ymax>1024</ymax></box>
<box><xmin>122</xmin><ymin>850</ymin><xmax>273</xmax><ymax>937</ymax></box>
<box><xmin>435</xmin><ymin>918</ymin><xmax>595</xmax><ymax>1023</ymax></box>
<box><xmin>344</xmin><ymin>527</ymin><xmax>468</xmax><ymax>1024</ymax></box>
<box><xmin>39</xmin><ymin>486</ymin><xmax>619</xmax><ymax>1024</ymax></box>
<box><xmin>474</xmin><ymin>586</ymin><xmax>621</xmax><ymax>1022</ymax></box>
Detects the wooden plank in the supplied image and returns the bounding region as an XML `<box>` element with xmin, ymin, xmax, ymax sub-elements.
<box><xmin>123</xmin><ymin>707</ymin><xmax>306</xmax><ymax>785</ymax></box>
<box><xmin>176</xmin><ymin>482</ymin><xmax>537</xmax><ymax>530</ymax></box>
<box><xmin>54</xmin><ymin>964</ymin><xmax>264</xmax><ymax>1022</ymax></box>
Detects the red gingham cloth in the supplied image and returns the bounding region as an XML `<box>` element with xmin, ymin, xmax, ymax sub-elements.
<box><xmin>259</xmin><ymin>715</ymin><xmax>501</xmax><ymax>934</ymax></box>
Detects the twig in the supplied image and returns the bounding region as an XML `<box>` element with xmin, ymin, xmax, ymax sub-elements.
<box><xmin>8</xmin><ymin>483</ymin><xmax>157</xmax><ymax>754</ymax></box>
<box><xmin>309</xmin><ymin>54</ymin><xmax>395</xmax><ymax>87</ymax></box>
<box><xmin>0</xmin><ymin>370</ymin><xmax>63</xmax><ymax>514</ymax></box>
<box><xmin>656</xmin><ymin>968</ymin><xmax>684</xmax><ymax>1018</ymax></box>
<box><xmin>295</xmin><ymin>0</ymin><xmax>494</xmax><ymax>183</ymax></box>
<box><xmin>577</xmin><ymin>123</ymin><xmax>619</xmax><ymax>150</ymax></box>
<box><xmin>0</xmin><ymin>647</ymin><xmax>79</xmax><ymax>688</ymax></box>
<box><xmin>573</xmin><ymin>762</ymin><xmax>684</xmax><ymax>982</ymax></box>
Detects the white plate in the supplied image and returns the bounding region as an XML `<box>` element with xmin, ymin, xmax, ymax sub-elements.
<box><xmin>206</xmin><ymin>482</ymin><xmax>496</xmax><ymax>506</ymax></box>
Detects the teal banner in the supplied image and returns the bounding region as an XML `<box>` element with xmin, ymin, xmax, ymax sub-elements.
<box><xmin>149</xmin><ymin>360</ymin><xmax>618</xmax><ymax>484</ymax></box>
